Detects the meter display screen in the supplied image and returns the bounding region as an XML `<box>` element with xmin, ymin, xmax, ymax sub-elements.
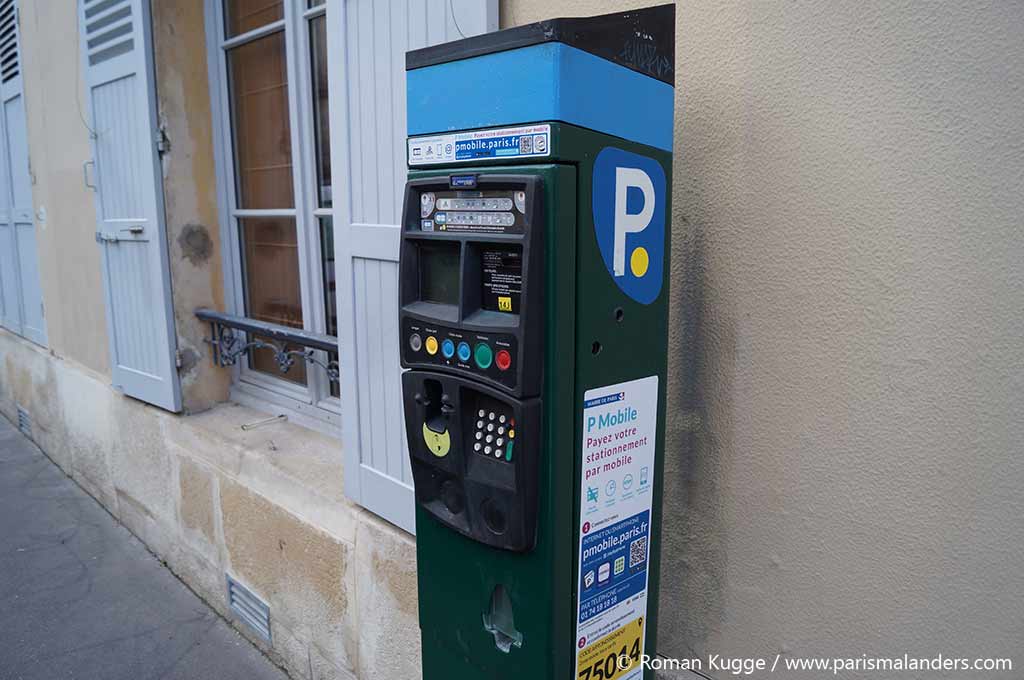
<box><xmin>419</xmin><ymin>241</ymin><xmax>460</xmax><ymax>306</ymax></box>
<box><xmin>481</xmin><ymin>245</ymin><xmax>522</xmax><ymax>314</ymax></box>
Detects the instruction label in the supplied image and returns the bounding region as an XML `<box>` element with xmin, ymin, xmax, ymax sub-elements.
<box><xmin>481</xmin><ymin>246</ymin><xmax>522</xmax><ymax>314</ymax></box>
<box><xmin>575</xmin><ymin>376</ymin><xmax>658</xmax><ymax>680</ymax></box>
<box><xmin>408</xmin><ymin>124</ymin><xmax>550</xmax><ymax>166</ymax></box>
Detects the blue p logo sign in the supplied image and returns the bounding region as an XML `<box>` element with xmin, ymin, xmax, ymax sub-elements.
<box><xmin>592</xmin><ymin>147</ymin><xmax>666</xmax><ymax>304</ymax></box>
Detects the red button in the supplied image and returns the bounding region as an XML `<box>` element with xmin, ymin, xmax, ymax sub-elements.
<box><xmin>495</xmin><ymin>349</ymin><xmax>512</xmax><ymax>371</ymax></box>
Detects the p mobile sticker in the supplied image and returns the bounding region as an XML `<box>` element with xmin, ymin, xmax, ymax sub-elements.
<box><xmin>592</xmin><ymin>148</ymin><xmax>667</xmax><ymax>305</ymax></box>
<box><xmin>575</xmin><ymin>376</ymin><xmax>658</xmax><ymax>680</ymax></box>
<box><xmin>408</xmin><ymin>124</ymin><xmax>551</xmax><ymax>166</ymax></box>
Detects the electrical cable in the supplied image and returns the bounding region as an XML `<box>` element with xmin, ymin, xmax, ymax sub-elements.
<box><xmin>73</xmin><ymin>3</ymin><xmax>98</xmax><ymax>138</ymax></box>
<box><xmin>449</xmin><ymin>0</ymin><xmax>467</xmax><ymax>38</ymax></box>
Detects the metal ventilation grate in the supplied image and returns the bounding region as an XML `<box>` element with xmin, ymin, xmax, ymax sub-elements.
<box><xmin>83</xmin><ymin>0</ymin><xmax>134</xmax><ymax>66</ymax></box>
<box><xmin>16</xmin><ymin>405</ymin><xmax>30</xmax><ymax>438</ymax></box>
<box><xmin>226</xmin><ymin>574</ymin><xmax>271</xmax><ymax>642</ymax></box>
<box><xmin>0</xmin><ymin>0</ymin><xmax>18</xmax><ymax>83</ymax></box>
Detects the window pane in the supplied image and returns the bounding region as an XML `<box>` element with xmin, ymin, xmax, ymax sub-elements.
<box><xmin>319</xmin><ymin>217</ymin><xmax>339</xmax><ymax>398</ymax></box>
<box><xmin>224</xmin><ymin>0</ymin><xmax>283</xmax><ymax>38</ymax></box>
<box><xmin>319</xmin><ymin>217</ymin><xmax>337</xmax><ymax>337</ymax></box>
<box><xmin>228</xmin><ymin>31</ymin><xmax>294</xmax><ymax>209</ymax></box>
<box><xmin>307</xmin><ymin>0</ymin><xmax>325</xmax><ymax>8</ymax></box>
<box><xmin>240</xmin><ymin>217</ymin><xmax>306</xmax><ymax>385</ymax></box>
<box><xmin>310</xmin><ymin>15</ymin><xmax>331</xmax><ymax>207</ymax></box>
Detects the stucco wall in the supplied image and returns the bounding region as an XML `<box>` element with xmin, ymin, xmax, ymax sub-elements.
<box><xmin>152</xmin><ymin>1</ymin><xmax>232</xmax><ymax>412</ymax></box>
<box><xmin>504</xmin><ymin>0</ymin><xmax>1024</xmax><ymax>670</ymax></box>
<box><xmin>19</xmin><ymin>1</ymin><xmax>110</xmax><ymax>375</ymax></box>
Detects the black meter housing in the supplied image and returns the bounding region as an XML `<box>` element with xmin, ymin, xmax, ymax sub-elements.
<box><xmin>399</xmin><ymin>173</ymin><xmax>545</xmax><ymax>551</ymax></box>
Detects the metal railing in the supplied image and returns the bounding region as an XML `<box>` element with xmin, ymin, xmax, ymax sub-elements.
<box><xmin>195</xmin><ymin>308</ymin><xmax>339</xmax><ymax>384</ymax></box>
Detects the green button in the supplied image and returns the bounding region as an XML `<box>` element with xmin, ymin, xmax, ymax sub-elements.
<box><xmin>505</xmin><ymin>439</ymin><xmax>514</xmax><ymax>462</ymax></box>
<box><xmin>474</xmin><ymin>342</ymin><xmax>493</xmax><ymax>369</ymax></box>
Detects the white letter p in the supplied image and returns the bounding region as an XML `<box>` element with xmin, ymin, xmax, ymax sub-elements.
<box><xmin>613</xmin><ymin>167</ymin><xmax>655</xmax><ymax>277</ymax></box>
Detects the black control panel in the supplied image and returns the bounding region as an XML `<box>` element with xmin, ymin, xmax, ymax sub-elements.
<box><xmin>401</xmin><ymin>318</ymin><xmax>519</xmax><ymax>390</ymax></box>
<box><xmin>399</xmin><ymin>173</ymin><xmax>544</xmax><ymax>551</ymax></box>
<box><xmin>399</xmin><ymin>174</ymin><xmax>543</xmax><ymax>398</ymax></box>
<box><xmin>402</xmin><ymin>371</ymin><xmax>539</xmax><ymax>551</ymax></box>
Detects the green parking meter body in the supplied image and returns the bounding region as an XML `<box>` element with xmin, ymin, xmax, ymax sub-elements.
<box><xmin>398</xmin><ymin>6</ymin><xmax>675</xmax><ymax>679</ymax></box>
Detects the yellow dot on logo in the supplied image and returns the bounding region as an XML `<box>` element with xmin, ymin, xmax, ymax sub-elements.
<box><xmin>630</xmin><ymin>247</ymin><xmax>649</xmax><ymax>277</ymax></box>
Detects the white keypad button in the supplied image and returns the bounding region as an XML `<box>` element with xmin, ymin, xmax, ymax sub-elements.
<box><xmin>487</xmin><ymin>423</ymin><xmax>494</xmax><ymax>432</ymax></box>
<box><xmin>499</xmin><ymin>415</ymin><xmax>506</xmax><ymax>423</ymax></box>
<box><xmin>484</xmin><ymin>446</ymin><xmax>492</xmax><ymax>455</ymax></box>
<box><xmin>498</xmin><ymin>426</ymin><xmax>505</xmax><ymax>435</ymax></box>
<box><xmin>488</xmin><ymin>412</ymin><xmax>496</xmax><ymax>421</ymax></box>
<box><xmin>478</xmin><ymin>409</ymin><xmax>485</xmax><ymax>417</ymax></box>
<box><xmin>474</xmin><ymin>443</ymin><xmax>481</xmax><ymax>451</ymax></box>
<box><xmin>496</xmin><ymin>438</ymin><xmax>503</xmax><ymax>447</ymax></box>
<box><xmin>486</xmin><ymin>435</ymin><xmax>493</xmax><ymax>443</ymax></box>
<box><xmin>475</xmin><ymin>432</ymin><xmax>482</xmax><ymax>440</ymax></box>
<box><xmin>494</xmin><ymin>449</ymin><xmax>502</xmax><ymax>458</ymax></box>
<box><xmin>477</xmin><ymin>420</ymin><xmax>484</xmax><ymax>428</ymax></box>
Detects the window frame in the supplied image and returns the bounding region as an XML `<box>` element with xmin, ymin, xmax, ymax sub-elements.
<box><xmin>206</xmin><ymin>0</ymin><xmax>339</xmax><ymax>426</ymax></box>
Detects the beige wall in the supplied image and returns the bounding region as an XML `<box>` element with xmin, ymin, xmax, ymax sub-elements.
<box><xmin>20</xmin><ymin>1</ymin><xmax>110</xmax><ymax>376</ymax></box>
<box><xmin>505</xmin><ymin>0</ymin><xmax>1024</xmax><ymax>669</ymax></box>
<box><xmin>152</xmin><ymin>1</ymin><xmax>232</xmax><ymax>412</ymax></box>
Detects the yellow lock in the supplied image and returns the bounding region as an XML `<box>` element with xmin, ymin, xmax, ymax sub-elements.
<box><xmin>422</xmin><ymin>422</ymin><xmax>451</xmax><ymax>457</ymax></box>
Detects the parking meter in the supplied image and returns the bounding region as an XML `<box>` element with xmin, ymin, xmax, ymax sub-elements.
<box><xmin>399</xmin><ymin>6</ymin><xmax>674</xmax><ymax>679</ymax></box>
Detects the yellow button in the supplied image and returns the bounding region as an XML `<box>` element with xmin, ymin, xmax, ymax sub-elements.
<box><xmin>508</xmin><ymin>429</ymin><xmax>515</xmax><ymax>439</ymax></box>
<box><xmin>425</xmin><ymin>336</ymin><xmax>438</xmax><ymax>355</ymax></box>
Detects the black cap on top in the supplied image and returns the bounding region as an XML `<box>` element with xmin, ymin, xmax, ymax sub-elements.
<box><xmin>405</xmin><ymin>4</ymin><xmax>675</xmax><ymax>86</ymax></box>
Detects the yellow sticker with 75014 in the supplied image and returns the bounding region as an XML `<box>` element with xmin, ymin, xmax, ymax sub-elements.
<box><xmin>577</xmin><ymin>617</ymin><xmax>644</xmax><ymax>680</ymax></box>
<box><xmin>497</xmin><ymin>296</ymin><xmax>513</xmax><ymax>312</ymax></box>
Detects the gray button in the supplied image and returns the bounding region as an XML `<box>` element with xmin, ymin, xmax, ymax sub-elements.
<box><xmin>409</xmin><ymin>333</ymin><xmax>422</xmax><ymax>351</ymax></box>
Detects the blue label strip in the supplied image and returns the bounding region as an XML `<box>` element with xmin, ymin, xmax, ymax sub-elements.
<box><xmin>407</xmin><ymin>43</ymin><xmax>674</xmax><ymax>152</ymax></box>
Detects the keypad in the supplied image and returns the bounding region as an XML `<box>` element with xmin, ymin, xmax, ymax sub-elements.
<box><xmin>472</xmin><ymin>408</ymin><xmax>515</xmax><ymax>462</ymax></box>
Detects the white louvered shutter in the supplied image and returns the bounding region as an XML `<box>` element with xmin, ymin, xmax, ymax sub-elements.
<box><xmin>0</xmin><ymin>0</ymin><xmax>46</xmax><ymax>346</ymax></box>
<box><xmin>330</xmin><ymin>0</ymin><xmax>498</xmax><ymax>533</ymax></box>
<box><xmin>80</xmin><ymin>0</ymin><xmax>181</xmax><ymax>412</ymax></box>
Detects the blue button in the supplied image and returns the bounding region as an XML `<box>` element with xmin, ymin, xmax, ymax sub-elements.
<box><xmin>441</xmin><ymin>338</ymin><xmax>455</xmax><ymax>358</ymax></box>
<box><xmin>457</xmin><ymin>342</ymin><xmax>471</xmax><ymax>362</ymax></box>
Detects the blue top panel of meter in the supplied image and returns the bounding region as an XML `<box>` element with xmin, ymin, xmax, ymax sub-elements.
<box><xmin>406</xmin><ymin>6</ymin><xmax>675</xmax><ymax>152</ymax></box>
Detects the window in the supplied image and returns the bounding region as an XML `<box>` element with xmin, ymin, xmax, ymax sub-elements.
<box><xmin>211</xmin><ymin>0</ymin><xmax>338</xmax><ymax>419</ymax></box>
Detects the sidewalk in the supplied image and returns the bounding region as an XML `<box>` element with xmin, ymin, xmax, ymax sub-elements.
<box><xmin>0</xmin><ymin>416</ymin><xmax>288</xmax><ymax>680</ymax></box>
